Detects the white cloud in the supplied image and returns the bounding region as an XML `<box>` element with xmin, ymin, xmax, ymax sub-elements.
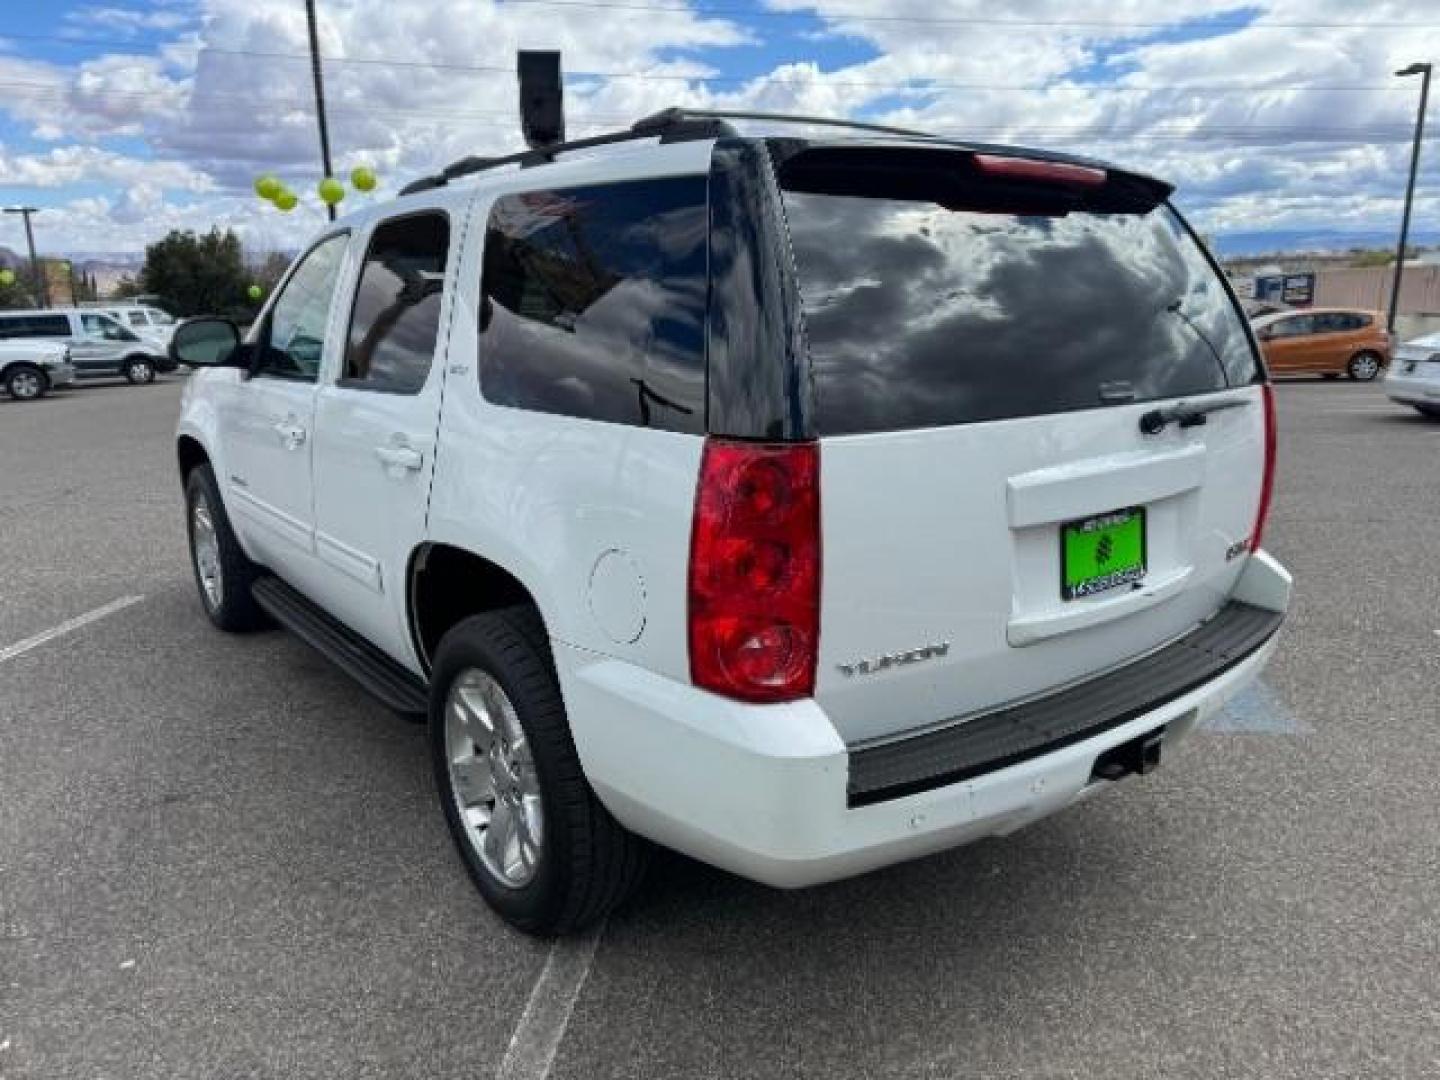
<box><xmin>2</xmin><ymin>0</ymin><xmax>1438</xmax><ymax>252</ymax></box>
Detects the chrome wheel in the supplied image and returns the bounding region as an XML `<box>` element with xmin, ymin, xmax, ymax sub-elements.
<box><xmin>191</xmin><ymin>495</ymin><xmax>223</xmax><ymax>609</ymax></box>
<box><xmin>445</xmin><ymin>669</ymin><xmax>543</xmax><ymax>888</ymax></box>
<box><xmin>9</xmin><ymin>370</ymin><xmax>42</xmax><ymax>399</ymax></box>
<box><xmin>1349</xmin><ymin>353</ymin><xmax>1380</xmax><ymax>381</ymax></box>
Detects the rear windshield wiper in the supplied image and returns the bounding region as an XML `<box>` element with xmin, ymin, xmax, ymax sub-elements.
<box><xmin>1139</xmin><ymin>397</ymin><xmax>1248</xmax><ymax>435</ymax></box>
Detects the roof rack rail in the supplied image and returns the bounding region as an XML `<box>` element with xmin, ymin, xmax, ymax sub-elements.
<box><xmin>397</xmin><ymin>110</ymin><xmax>737</xmax><ymax>197</ymax></box>
<box><xmin>632</xmin><ymin>107</ymin><xmax>940</xmax><ymax>141</ymax></box>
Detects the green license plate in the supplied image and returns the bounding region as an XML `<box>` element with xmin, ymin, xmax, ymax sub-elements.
<box><xmin>1061</xmin><ymin>508</ymin><xmax>1146</xmax><ymax>600</ymax></box>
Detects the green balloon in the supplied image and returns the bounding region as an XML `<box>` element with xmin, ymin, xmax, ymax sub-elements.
<box><xmin>318</xmin><ymin>177</ymin><xmax>345</xmax><ymax>205</ymax></box>
<box><xmin>0</xmin><ymin>269</ymin><xmax>15</xmax><ymax>287</ymax></box>
<box><xmin>274</xmin><ymin>190</ymin><xmax>298</xmax><ymax>212</ymax></box>
<box><xmin>247</xmin><ymin>284</ymin><xmax>263</xmax><ymax>301</ymax></box>
<box><xmin>350</xmin><ymin>166</ymin><xmax>377</xmax><ymax>192</ymax></box>
<box><xmin>254</xmin><ymin>174</ymin><xmax>281</xmax><ymax>200</ymax></box>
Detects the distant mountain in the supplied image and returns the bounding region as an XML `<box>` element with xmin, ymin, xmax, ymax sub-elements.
<box><xmin>1211</xmin><ymin>229</ymin><xmax>1440</xmax><ymax>257</ymax></box>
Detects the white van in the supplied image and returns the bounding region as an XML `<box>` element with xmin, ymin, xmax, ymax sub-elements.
<box><xmin>103</xmin><ymin>304</ymin><xmax>178</xmax><ymax>347</ymax></box>
<box><xmin>0</xmin><ymin>308</ymin><xmax>171</xmax><ymax>384</ymax></box>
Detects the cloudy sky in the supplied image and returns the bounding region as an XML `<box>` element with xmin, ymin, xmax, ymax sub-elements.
<box><xmin>1</xmin><ymin>0</ymin><xmax>1438</xmax><ymax>256</ymax></box>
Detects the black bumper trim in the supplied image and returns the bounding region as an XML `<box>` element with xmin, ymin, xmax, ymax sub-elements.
<box><xmin>846</xmin><ymin>602</ymin><xmax>1284</xmax><ymax>807</ymax></box>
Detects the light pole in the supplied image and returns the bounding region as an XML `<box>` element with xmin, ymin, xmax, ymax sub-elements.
<box><xmin>1388</xmin><ymin>62</ymin><xmax>1431</xmax><ymax>336</ymax></box>
<box><xmin>3</xmin><ymin>206</ymin><xmax>48</xmax><ymax>307</ymax></box>
<box><xmin>304</xmin><ymin>0</ymin><xmax>336</xmax><ymax>222</ymax></box>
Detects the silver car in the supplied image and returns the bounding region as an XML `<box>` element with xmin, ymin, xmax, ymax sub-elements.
<box><xmin>0</xmin><ymin>308</ymin><xmax>171</xmax><ymax>385</ymax></box>
<box><xmin>0</xmin><ymin>339</ymin><xmax>76</xmax><ymax>400</ymax></box>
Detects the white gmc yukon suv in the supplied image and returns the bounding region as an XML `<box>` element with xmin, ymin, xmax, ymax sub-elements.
<box><xmin>172</xmin><ymin>111</ymin><xmax>1291</xmax><ymax>935</ymax></box>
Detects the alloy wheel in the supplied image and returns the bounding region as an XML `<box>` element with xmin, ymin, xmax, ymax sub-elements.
<box><xmin>444</xmin><ymin>669</ymin><xmax>544</xmax><ymax>888</ymax></box>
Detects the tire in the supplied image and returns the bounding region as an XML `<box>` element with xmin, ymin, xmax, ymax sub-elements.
<box><xmin>4</xmin><ymin>363</ymin><xmax>48</xmax><ymax>401</ymax></box>
<box><xmin>430</xmin><ymin>607</ymin><xmax>649</xmax><ymax>935</ymax></box>
<box><xmin>3</xmin><ymin>364</ymin><xmax>47</xmax><ymax>403</ymax></box>
<box><xmin>1416</xmin><ymin>404</ymin><xmax>1440</xmax><ymax>419</ymax></box>
<box><xmin>124</xmin><ymin>356</ymin><xmax>157</xmax><ymax>385</ymax></box>
<box><xmin>1347</xmin><ymin>351</ymin><xmax>1382</xmax><ymax>381</ymax></box>
<box><xmin>184</xmin><ymin>464</ymin><xmax>268</xmax><ymax>631</ymax></box>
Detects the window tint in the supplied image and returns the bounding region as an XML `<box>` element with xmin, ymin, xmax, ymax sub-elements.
<box><xmin>261</xmin><ymin>233</ymin><xmax>348</xmax><ymax>381</ymax></box>
<box><xmin>0</xmin><ymin>314</ymin><xmax>71</xmax><ymax>338</ymax></box>
<box><xmin>81</xmin><ymin>312</ymin><xmax>138</xmax><ymax>341</ymax></box>
<box><xmin>342</xmin><ymin>213</ymin><xmax>450</xmax><ymax>393</ymax></box>
<box><xmin>478</xmin><ymin>176</ymin><xmax>707</xmax><ymax>432</ymax></box>
<box><xmin>1273</xmin><ymin>315</ymin><xmax>1314</xmax><ymax>337</ymax></box>
<box><xmin>779</xmin><ymin>157</ymin><xmax>1261</xmax><ymax>435</ymax></box>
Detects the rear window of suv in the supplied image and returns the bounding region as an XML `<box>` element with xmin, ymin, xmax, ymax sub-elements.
<box><xmin>777</xmin><ymin>147</ymin><xmax>1260</xmax><ymax>435</ymax></box>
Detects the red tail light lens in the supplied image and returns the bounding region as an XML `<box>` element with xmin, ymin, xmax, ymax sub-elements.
<box><xmin>1249</xmin><ymin>382</ymin><xmax>1277</xmax><ymax>553</ymax></box>
<box><xmin>688</xmin><ymin>439</ymin><xmax>821</xmax><ymax>703</ymax></box>
<box><xmin>973</xmin><ymin>153</ymin><xmax>1106</xmax><ymax>187</ymax></box>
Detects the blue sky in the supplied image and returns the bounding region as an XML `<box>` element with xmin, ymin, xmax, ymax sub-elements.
<box><xmin>1</xmin><ymin>0</ymin><xmax>1438</xmax><ymax>256</ymax></box>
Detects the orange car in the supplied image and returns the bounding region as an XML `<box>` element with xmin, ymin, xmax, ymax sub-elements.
<box><xmin>1252</xmin><ymin>307</ymin><xmax>1392</xmax><ymax>380</ymax></box>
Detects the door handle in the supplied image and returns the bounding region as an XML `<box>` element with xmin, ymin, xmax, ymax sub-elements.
<box><xmin>272</xmin><ymin>419</ymin><xmax>307</xmax><ymax>449</ymax></box>
<box><xmin>375</xmin><ymin>442</ymin><xmax>423</xmax><ymax>472</ymax></box>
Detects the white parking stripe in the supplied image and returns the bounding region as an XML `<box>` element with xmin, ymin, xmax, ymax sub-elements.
<box><xmin>0</xmin><ymin>595</ymin><xmax>145</xmax><ymax>664</ymax></box>
<box><xmin>494</xmin><ymin>921</ymin><xmax>605</xmax><ymax>1080</ymax></box>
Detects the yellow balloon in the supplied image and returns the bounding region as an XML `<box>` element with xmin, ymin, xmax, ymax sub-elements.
<box><xmin>274</xmin><ymin>190</ymin><xmax>298</xmax><ymax>212</ymax></box>
<box><xmin>318</xmin><ymin>177</ymin><xmax>345</xmax><ymax>205</ymax></box>
<box><xmin>350</xmin><ymin>166</ymin><xmax>377</xmax><ymax>192</ymax></box>
<box><xmin>255</xmin><ymin>174</ymin><xmax>281</xmax><ymax>200</ymax></box>
<box><xmin>0</xmin><ymin>268</ymin><xmax>15</xmax><ymax>287</ymax></box>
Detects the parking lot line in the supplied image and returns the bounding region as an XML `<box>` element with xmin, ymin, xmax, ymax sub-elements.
<box><xmin>494</xmin><ymin>922</ymin><xmax>605</xmax><ymax>1080</ymax></box>
<box><xmin>0</xmin><ymin>595</ymin><xmax>145</xmax><ymax>664</ymax></box>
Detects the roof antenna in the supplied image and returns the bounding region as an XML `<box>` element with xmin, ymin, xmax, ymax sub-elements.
<box><xmin>518</xmin><ymin>50</ymin><xmax>564</xmax><ymax>151</ymax></box>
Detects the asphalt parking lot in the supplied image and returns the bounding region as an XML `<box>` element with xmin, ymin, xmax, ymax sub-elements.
<box><xmin>2</xmin><ymin>377</ymin><xmax>1438</xmax><ymax>1079</ymax></box>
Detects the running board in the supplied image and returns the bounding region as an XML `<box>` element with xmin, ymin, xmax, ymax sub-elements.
<box><xmin>251</xmin><ymin>576</ymin><xmax>429</xmax><ymax>717</ymax></box>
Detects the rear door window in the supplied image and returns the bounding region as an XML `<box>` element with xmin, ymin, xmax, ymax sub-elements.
<box><xmin>777</xmin><ymin>148</ymin><xmax>1261</xmax><ymax>435</ymax></box>
<box><xmin>0</xmin><ymin>314</ymin><xmax>71</xmax><ymax>338</ymax></box>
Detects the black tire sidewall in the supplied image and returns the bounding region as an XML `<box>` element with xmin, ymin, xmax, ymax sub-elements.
<box><xmin>1348</xmin><ymin>352</ymin><xmax>1382</xmax><ymax>381</ymax></box>
<box><xmin>429</xmin><ymin>615</ymin><xmax>574</xmax><ymax>933</ymax></box>
<box><xmin>5</xmin><ymin>364</ymin><xmax>47</xmax><ymax>400</ymax></box>
<box><xmin>184</xmin><ymin>464</ymin><xmax>264</xmax><ymax>631</ymax></box>
<box><xmin>125</xmin><ymin>357</ymin><xmax>156</xmax><ymax>384</ymax></box>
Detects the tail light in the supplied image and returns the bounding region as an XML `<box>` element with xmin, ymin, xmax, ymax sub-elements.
<box><xmin>688</xmin><ymin>439</ymin><xmax>820</xmax><ymax>703</ymax></box>
<box><xmin>973</xmin><ymin>153</ymin><xmax>1106</xmax><ymax>187</ymax></box>
<box><xmin>1249</xmin><ymin>382</ymin><xmax>1277</xmax><ymax>553</ymax></box>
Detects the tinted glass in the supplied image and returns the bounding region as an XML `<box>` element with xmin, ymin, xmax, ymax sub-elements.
<box><xmin>262</xmin><ymin>233</ymin><xmax>348</xmax><ymax>381</ymax></box>
<box><xmin>342</xmin><ymin>213</ymin><xmax>450</xmax><ymax>393</ymax></box>
<box><xmin>127</xmin><ymin>311</ymin><xmax>148</xmax><ymax>327</ymax></box>
<box><xmin>0</xmin><ymin>315</ymin><xmax>71</xmax><ymax>338</ymax></box>
<box><xmin>780</xmin><ymin>169</ymin><xmax>1260</xmax><ymax>435</ymax></box>
<box><xmin>1274</xmin><ymin>315</ymin><xmax>1314</xmax><ymax>337</ymax></box>
<box><xmin>81</xmin><ymin>312</ymin><xmax>137</xmax><ymax>341</ymax></box>
<box><xmin>479</xmin><ymin>176</ymin><xmax>707</xmax><ymax>432</ymax></box>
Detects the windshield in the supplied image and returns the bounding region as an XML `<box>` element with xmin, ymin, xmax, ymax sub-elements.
<box><xmin>778</xmin><ymin>153</ymin><xmax>1261</xmax><ymax>435</ymax></box>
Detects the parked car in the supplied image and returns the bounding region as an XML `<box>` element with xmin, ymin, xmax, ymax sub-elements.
<box><xmin>101</xmin><ymin>303</ymin><xmax>178</xmax><ymax>348</ymax></box>
<box><xmin>1384</xmin><ymin>331</ymin><xmax>1440</xmax><ymax>417</ymax></box>
<box><xmin>0</xmin><ymin>308</ymin><xmax>172</xmax><ymax>384</ymax></box>
<box><xmin>0</xmin><ymin>338</ymin><xmax>76</xmax><ymax>400</ymax></box>
<box><xmin>171</xmin><ymin>110</ymin><xmax>1291</xmax><ymax>935</ymax></box>
<box><xmin>1251</xmin><ymin>307</ymin><xmax>1391</xmax><ymax>380</ymax></box>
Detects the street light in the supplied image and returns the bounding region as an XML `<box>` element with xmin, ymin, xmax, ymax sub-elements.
<box><xmin>1388</xmin><ymin>62</ymin><xmax>1431</xmax><ymax>336</ymax></box>
<box><xmin>3</xmin><ymin>205</ymin><xmax>48</xmax><ymax>307</ymax></box>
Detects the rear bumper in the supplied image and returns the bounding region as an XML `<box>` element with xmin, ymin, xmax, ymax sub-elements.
<box><xmin>559</xmin><ymin>551</ymin><xmax>1291</xmax><ymax>889</ymax></box>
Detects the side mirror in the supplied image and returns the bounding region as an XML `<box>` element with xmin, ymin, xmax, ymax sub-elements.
<box><xmin>171</xmin><ymin>317</ymin><xmax>241</xmax><ymax>368</ymax></box>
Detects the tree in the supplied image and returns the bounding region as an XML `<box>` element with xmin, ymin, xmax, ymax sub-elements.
<box><xmin>0</xmin><ymin>270</ymin><xmax>38</xmax><ymax>309</ymax></box>
<box><xmin>112</xmin><ymin>275</ymin><xmax>144</xmax><ymax>299</ymax></box>
<box><xmin>139</xmin><ymin>228</ymin><xmax>250</xmax><ymax>319</ymax></box>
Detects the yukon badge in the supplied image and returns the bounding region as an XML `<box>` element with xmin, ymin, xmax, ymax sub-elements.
<box><xmin>838</xmin><ymin>641</ymin><xmax>950</xmax><ymax>678</ymax></box>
